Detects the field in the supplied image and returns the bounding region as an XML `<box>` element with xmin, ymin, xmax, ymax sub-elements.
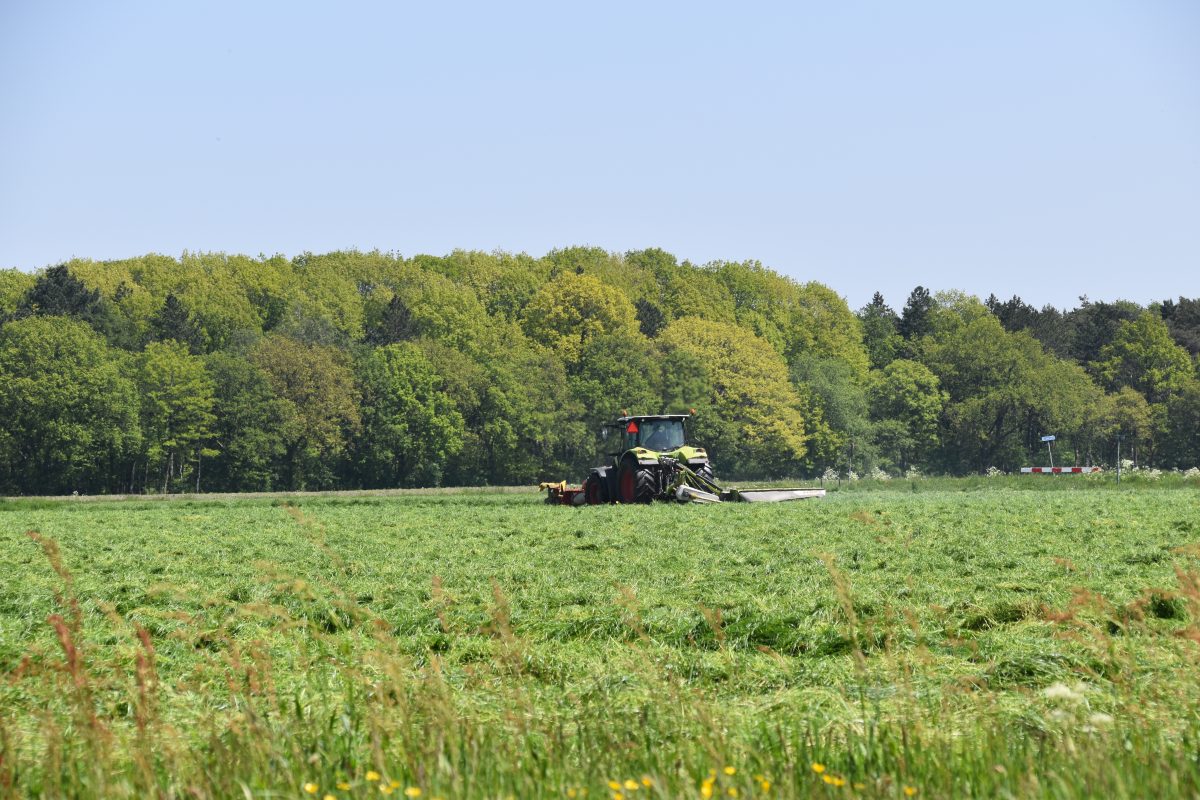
<box><xmin>2</xmin><ymin>483</ymin><xmax>1200</xmax><ymax>799</ymax></box>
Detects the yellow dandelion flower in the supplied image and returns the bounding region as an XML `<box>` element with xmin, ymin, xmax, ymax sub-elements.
<box><xmin>304</xmin><ymin>784</ymin><xmax>319</xmax><ymax>795</ymax></box>
<box><xmin>811</xmin><ymin>763</ymin><xmax>826</xmax><ymax>774</ymax></box>
<box><xmin>366</xmin><ymin>771</ymin><xmax>382</xmax><ymax>782</ymax></box>
<box><xmin>337</xmin><ymin>783</ymin><xmax>352</xmax><ymax>791</ymax></box>
<box><xmin>823</xmin><ymin>775</ymin><xmax>834</xmax><ymax>785</ymax></box>
<box><xmin>404</xmin><ymin>788</ymin><xmax>422</xmax><ymax>799</ymax></box>
<box><xmin>324</xmin><ymin>795</ymin><xmax>337</xmax><ymax>800</ymax></box>
<box><xmin>724</xmin><ymin>766</ymin><xmax>736</xmax><ymax>776</ymax></box>
<box><xmin>609</xmin><ymin>781</ymin><xmax>622</xmax><ymax>791</ymax></box>
<box><xmin>568</xmin><ymin>790</ymin><xmax>578</xmax><ymax>799</ymax></box>
<box><xmin>612</xmin><ymin>793</ymin><xmax>624</xmax><ymax>800</ymax></box>
<box><xmin>701</xmin><ymin>782</ymin><xmax>713</xmax><ymax>799</ymax></box>
<box><xmin>760</xmin><ymin>780</ymin><xmax>771</xmax><ymax>792</ymax></box>
<box><xmin>624</xmin><ymin>779</ymin><xmax>639</xmax><ymax>790</ymax></box>
<box><xmin>726</xmin><ymin>788</ymin><xmax>738</xmax><ymax>798</ymax></box>
<box><xmin>754</xmin><ymin>774</ymin><xmax>765</xmax><ymax>782</ymax></box>
<box><xmin>904</xmin><ymin>788</ymin><xmax>917</xmax><ymax>797</ymax></box>
<box><xmin>641</xmin><ymin>776</ymin><xmax>652</xmax><ymax>787</ymax></box>
<box><xmin>380</xmin><ymin>785</ymin><xmax>394</xmax><ymax>796</ymax></box>
<box><xmin>831</xmin><ymin>777</ymin><xmax>845</xmax><ymax>788</ymax></box>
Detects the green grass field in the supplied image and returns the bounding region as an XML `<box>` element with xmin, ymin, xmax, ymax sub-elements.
<box><xmin>2</xmin><ymin>484</ymin><xmax>1200</xmax><ymax>798</ymax></box>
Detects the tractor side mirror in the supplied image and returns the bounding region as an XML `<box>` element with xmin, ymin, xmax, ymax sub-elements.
<box><xmin>600</xmin><ymin>427</ymin><xmax>609</xmax><ymax>440</ymax></box>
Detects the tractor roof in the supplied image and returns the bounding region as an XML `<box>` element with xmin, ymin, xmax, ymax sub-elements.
<box><xmin>608</xmin><ymin>414</ymin><xmax>690</xmax><ymax>426</ymax></box>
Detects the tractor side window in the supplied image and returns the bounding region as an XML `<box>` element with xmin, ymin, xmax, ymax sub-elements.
<box><xmin>623</xmin><ymin>422</ymin><xmax>641</xmax><ymax>451</ymax></box>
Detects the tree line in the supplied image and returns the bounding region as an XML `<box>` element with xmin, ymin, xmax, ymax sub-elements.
<box><xmin>0</xmin><ymin>248</ymin><xmax>1197</xmax><ymax>495</ymax></box>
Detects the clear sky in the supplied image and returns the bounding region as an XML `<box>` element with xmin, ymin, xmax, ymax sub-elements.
<box><xmin>2</xmin><ymin>1</ymin><xmax>1197</xmax><ymax>311</ymax></box>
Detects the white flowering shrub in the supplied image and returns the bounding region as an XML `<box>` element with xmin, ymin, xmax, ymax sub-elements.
<box><xmin>869</xmin><ymin>467</ymin><xmax>892</xmax><ymax>481</ymax></box>
<box><xmin>821</xmin><ymin>467</ymin><xmax>839</xmax><ymax>482</ymax></box>
<box><xmin>984</xmin><ymin>466</ymin><xmax>1004</xmax><ymax>477</ymax></box>
<box><xmin>1182</xmin><ymin>467</ymin><xmax>1200</xmax><ymax>478</ymax></box>
<box><xmin>904</xmin><ymin>466</ymin><xmax>922</xmax><ymax>479</ymax></box>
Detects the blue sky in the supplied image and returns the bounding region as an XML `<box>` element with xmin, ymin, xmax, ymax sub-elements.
<box><xmin>2</xmin><ymin>1</ymin><xmax>1197</xmax><ymax>310</ymax></box>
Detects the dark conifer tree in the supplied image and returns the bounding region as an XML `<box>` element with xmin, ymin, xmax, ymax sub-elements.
<box><xmin>366</xmin><ymin>295</ymin><xmax>418</xmax><ymax>345</ymax></box>
<box><xmin>19</xmin><ymin>265</ymin><xmax>108</xmax><ymax>326</ymax></box>
<box><xmin>898</xmin><ymin>286</ymin><xmax>934</xmax><ymax>340</ymax></box>
<box><xmin>151</xmin><ymin>294</ymin><xmax>205</xmax><ymax>353</ymax></box>
<box><xmin>635</xmin><ymin>298</ymin><xmax>666</xmax><ymax>338</ymax></box>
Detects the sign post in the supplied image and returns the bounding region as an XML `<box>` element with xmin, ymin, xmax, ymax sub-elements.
<box><xmin>1116</xmin><ymin>433</ymin><xmax>1123</xmax><ymax>486</ymax></box>
<box><xmin>1041</xmin><ymin>435</ymin><xmax>1056</xmax><ymax>470</ymax></box>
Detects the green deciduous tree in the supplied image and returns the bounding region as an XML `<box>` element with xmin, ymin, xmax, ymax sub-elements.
<box><xmin>790</xmin><ymin>355</ymin><xmax>868</xmax><ymax>473</ymax></box>
<box><xmin>1095</xmin><ymin>386</ymin><xmax>1156</xmax><ymax>467</ymax></box>
<box><xmin>659</xmin><ymin>318</ymin><xmax>808</xmax><ymax>477</ymax></box>
<box><xmin>354</xmin><ymin>343</ymin><xmax>465</xmax><ymax>488</ymax></box>
<box><xmin>250</xmin><ymin>335</ymin><xmax>361</xmax><ymax>489</ymax></box>
<box><xmin>921</xmin><ymin>306</ymin><xmax>1079</xmax><ymax>472</ymax></box>
<box><xmin>205</xmin><ymin>353</ymin><xmax>290</xmax><ymax>491</ymax></box>
<box><xmin>136</xmin><ymin>341</ymin><xmax>217</xmax><ymax>493</ymax></box>
<box><xmin>868</xmin><ymin>359</ymin><xmax>946</xmax><ymax>473</ymax></box>
<box><xmin>0</xmin><ymin>269</ymin><xmax>36</xmax><ymax>319</ymax></box>
<box><xmin>0</xmin><ymin>316</ymin><xmax>140</xmax><ymax>493</ymax></box>
<box><xmin>521</xmin><ymin>273</ymin><xmax>639</xmax><ymax>361</ymax></box>
<box><xmin>1093</xmin><ymin>312</ymin><xmax>1193</xmax><ymax>404</ymax></box>
<box><xmin>568</xmin><ymin>331</ymin><xmax>663</xmax><ymax>458</ymax></box>
<box><xmin>1160</xmin><ymin>377</ymin><xmax>1200</xmax><ymax>469</ymax></box>
<box><xmin>659</xmin><ymin>348</ymin><xmax>712</xmax><ymax>415</ymax></box>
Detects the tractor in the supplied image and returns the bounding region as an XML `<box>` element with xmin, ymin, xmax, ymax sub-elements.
<box><xmin>540</xmin><ymin>411</ymin><xmax>825</xmax><ymax>505</ymax></box>
<box><xmin>584</xmin><ymin>413</ymin><xmax>711</xmax><ymax>504</ymax></box>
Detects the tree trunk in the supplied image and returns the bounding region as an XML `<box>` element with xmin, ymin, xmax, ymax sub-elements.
<box><xmin>163</xmin><ymin>451</ymin><xmax>172</xmax><ymax>495</ymax></box>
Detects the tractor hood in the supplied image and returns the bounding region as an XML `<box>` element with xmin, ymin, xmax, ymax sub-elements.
<box><xmin>628</xmin><ymin>444</ymin><xmax>708</xmax><ymax>466</ymax></box>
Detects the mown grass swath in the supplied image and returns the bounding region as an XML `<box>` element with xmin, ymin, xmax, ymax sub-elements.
<box><xmin>2</xmin><ymin>487</ymin><xmax>1199</xmax><ymax>797</ymax></box>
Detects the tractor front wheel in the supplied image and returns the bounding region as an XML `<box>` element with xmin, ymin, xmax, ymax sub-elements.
<box><xmin>694</xmin><ymin>463</ymin><xmax>715</xmax><ymax>484</ymax></box>
<box><xmin>618</xmin><ymin>458</ymin><xmax>655</xmax><ymax>503</ymax></box>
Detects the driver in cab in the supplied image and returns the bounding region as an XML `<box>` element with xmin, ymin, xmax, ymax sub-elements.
<box><xmin>643</xmin><ymin>422</ymin><xmax>671</xmax><ymax>451</ymax></box>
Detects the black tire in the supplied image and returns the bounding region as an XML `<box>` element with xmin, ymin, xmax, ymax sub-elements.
<box><xmin>618</xmin><ymin>458</ymin><xmax>656</xmax><ymax>503</ymax></box>
<box><xmin>584</xmin><ymin>474</ymin><xmax>606</xmax><ymax>505</ymax></box>
<box><xmin>694</xmin><ymin>463</ymin><xmax>715</xmax><ymax>484</ymax></box>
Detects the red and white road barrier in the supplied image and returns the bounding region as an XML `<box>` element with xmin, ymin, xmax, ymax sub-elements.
<box><xmin>1019</xmin><ymin>467</ymin><xmax>1102</xmax><ymax>474</ymax></box>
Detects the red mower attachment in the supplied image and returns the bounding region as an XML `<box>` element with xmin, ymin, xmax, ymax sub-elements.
<box><xmin>538</xmin><ymin>481</ymin><xmax>587</xmax><ymax>506</ymax></box>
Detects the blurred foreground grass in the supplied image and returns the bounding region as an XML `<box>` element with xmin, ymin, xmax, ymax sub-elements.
<box><xmin>2</xmin><ymin>487</ymin><xmax>1199</xmax><ymax>798</ymax></box>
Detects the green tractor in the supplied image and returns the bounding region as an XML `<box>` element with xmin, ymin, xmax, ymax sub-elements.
<box><xmin>582</xmin><ymin>413</ymin><xmax>715</xmax><ymax>504</ymax></box>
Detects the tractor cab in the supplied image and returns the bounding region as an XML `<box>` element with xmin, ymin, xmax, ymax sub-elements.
<box><xmin>609</xmin><ymin>415</ymin><xmax>687</xmax><ymax>454</ymax></box>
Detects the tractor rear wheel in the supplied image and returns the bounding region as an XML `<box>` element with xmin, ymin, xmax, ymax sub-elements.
<box><xmin>618</xmin><ymin>458</ymin><xmax>655</xmax><ymax>503</ymax></box>
<box><xmin>584</xmin><ymin>474</ymin><xmax>605</xmax><ymax>505</ymax></box>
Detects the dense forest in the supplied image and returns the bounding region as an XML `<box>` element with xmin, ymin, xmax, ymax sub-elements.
<box><xmin>0</xmin><ymin>248</ymin><xmax>1197</xmax><ymax>495</ymax></box>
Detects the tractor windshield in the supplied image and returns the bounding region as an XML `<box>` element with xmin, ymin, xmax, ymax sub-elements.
<box><xmin>627</xmin><ymin>419</ymin><xmax>685</xmax><ymax>452</ymax></box>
